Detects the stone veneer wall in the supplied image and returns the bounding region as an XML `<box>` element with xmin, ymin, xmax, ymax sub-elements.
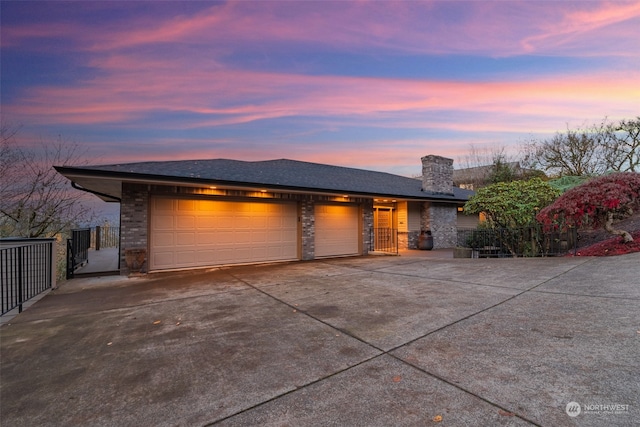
<box><xmin>120</xmin><ymin>184</ymin><xmax>149</xmax><ymax>275</ymax></box>
<box><xmin>399</xmin><ymin>230</ymin><xmax>420</xmax><ymax>250</ymax></box>
<box><xmin>421</xmin><ymin>202</ymin><xmax>458</xmax><ymax>249</ymax></box>
<box><xmin>421</xmin><ymin>155</ymin><xmax>454</xmax><ymax>195</ymax></box>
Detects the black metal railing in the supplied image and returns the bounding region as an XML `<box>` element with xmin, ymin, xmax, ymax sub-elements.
<box><xmin>1</xmin><ymin>238</ymin><xmax>55</xmax><ymax>316</ymax></box>
<box><xmin>91</xmin><ymin>226</ymin><xmax>119</xmax><ymax>250</ymax></box>
<box><xmin>371</xmin><ymin>228</ymin><xmax>398</xmax><ymax>254</ymax></box>
<box><xmin>457</xmin><ymin>226</ymin><xmax>577</xmax><ymax>258</ymax></box>
<box><xmin>67</xmin><ymin>228</ymin><xmax>91</xmax><ymax>279</ymax></box>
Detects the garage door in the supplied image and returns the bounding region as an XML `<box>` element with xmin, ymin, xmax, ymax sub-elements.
<box><xmin>150</xmin><ymin>198</ymin><xmax>298</xmax><ymax>270</ymax></box>
<box><xmin>315</xmin><ymin>204</ymin><xmax>360</xmax><ymax>257</ymax></box>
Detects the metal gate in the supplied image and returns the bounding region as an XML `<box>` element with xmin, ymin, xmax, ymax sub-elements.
<box><xmin>66</xmin><ymin>228</ymin><xmax>91</xmax><ymax>279</ymax></box>
<box><xmin>372</xmin><ymin>228</ymin><xmax>398</xmax><ymax>254</ymax></box>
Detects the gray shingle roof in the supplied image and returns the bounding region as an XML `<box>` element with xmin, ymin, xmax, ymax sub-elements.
<box><xmin>61</xmin><ymin>158</ymin><xmax>473</xmax><ymax>201</ymax></box>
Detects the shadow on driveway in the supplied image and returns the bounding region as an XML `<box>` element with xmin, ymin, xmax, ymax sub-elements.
<box><xmin>2</xmin><ymin>253</ymin><xmax>639</xmax><ymax>426</ymax></box>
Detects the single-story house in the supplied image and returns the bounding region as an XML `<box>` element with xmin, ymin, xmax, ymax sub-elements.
<box><xmin>55</xmin><ymin>155</ymin><xmax>476</xmax><ymax>274</ymax></box>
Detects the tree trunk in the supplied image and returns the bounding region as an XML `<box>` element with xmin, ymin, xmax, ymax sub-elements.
<box><xmin>604</xmin><ymin>211</ymin><xmax>634</xmax><ymax>242</ymax></box>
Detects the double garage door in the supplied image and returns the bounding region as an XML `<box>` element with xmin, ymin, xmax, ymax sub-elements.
<box><xmin>150</xmin><ymin>198</ymin><xmax>298</xmax><ymax>271</ymax></box>
<box><xmin>149</xmin><ymin>198</ymin><xmax>360</xmax><ymax>271</ymax></box>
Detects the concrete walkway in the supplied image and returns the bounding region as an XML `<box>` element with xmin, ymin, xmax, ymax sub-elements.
<box><xmin>75</xmin><ymin>247</ymin><xmax>120</xmax><ymax>276</ymax></box>
<box><xmin>1</xmin><ymin>253</ymin><xmax>638</xmax><ymax>426</ymax></box>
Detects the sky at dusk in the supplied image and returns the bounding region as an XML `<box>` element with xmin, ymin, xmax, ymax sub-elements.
<box><xmin>2</xmin><ymin>0</ymin><xmax>639</xmax><ymax>177</ymax></box>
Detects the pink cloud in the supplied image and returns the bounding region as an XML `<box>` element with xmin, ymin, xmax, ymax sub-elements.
<box><xmin>521</xmin><ymin>1</ymin><xmax>640</xmax><ymax>55</ymax></box>
<box><xmin>3</xmin><ymin>0</ymin><xmax>638</xmax><ymax>173</ymax></box>
<box><xmin>5</xmin><ymin>1</ymin><xmax>638</xmax><ymax>58</ymax></box>
<box><xmin>5</xmin><ymin>57</ymin><xmax>638</xmax><ymax>136</ymax></box>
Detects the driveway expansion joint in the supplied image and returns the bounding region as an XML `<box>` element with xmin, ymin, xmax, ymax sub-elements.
<box><xmin>218</xmin><ymin>257</ymin><xmax>596</xmax><ymax>426</ymax></box>
<box><xmin>4</xmin><ymin>255</ymin><xmax>637</xmax><ymax>427</ymax></box>
<box><xmin>228</xmin><ymin>270</ymin><xmax>549</xmax><ymax>426</ymax></box>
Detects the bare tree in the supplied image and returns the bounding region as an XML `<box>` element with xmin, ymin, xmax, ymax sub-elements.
<box><xmin>456</xmin><ymin>143</ymin><xmax>508</xmax><ymax>170</ymax></box>
<box><xmin>602</xmin><ymin>117</ymin><xmax>640</xmax><ymax>172</ymax></box>
<box><xmin>522</xmin><ymin>117</ymin><xmax>639</xmax><ymax>177</ymax></box>
<box><xmin>522</xmin><ymin>124</ymin><xmax>603</xmax><ymax>176</ymax></box>
<box><xmin>1</xmin><ymin>123</ymin><xmax>95</xmax><ymax>238</ymax></box>
<box><xmin>454</xmin><ymin>144</ymin><xmax>509</xmax><ymax>189</ymax></box>
<box><xmin>0</xmin><ymin>123</ymin><xmax>21</xmax><ymax>182</ymax></box>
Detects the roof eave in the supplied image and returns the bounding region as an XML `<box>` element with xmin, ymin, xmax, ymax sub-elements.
<box><xmin>54</xmin><ymin>166</ymin><xmax>471</xmax><ymax>203</ymax></box>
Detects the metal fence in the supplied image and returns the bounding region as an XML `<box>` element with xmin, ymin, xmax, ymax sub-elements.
<box><xmin>67</xmin><ymin>228</ymin><xmax>91</xmax><ymax>279</ymax></box>
<box><xmin>457</xmin><ymin>226</ymin><xmax>577</xmax><ymax>258</ymax></box>
<box><xmin>1</xmin><ymin>238</ymin><xmax>55</xmax><ymax>316</ymax></box>
<box><xmin>371</xmin><ymin>228</ymin><xmax>398</xmax><ymax>254</ymax></box>
<box><xmin>91</xmin><ymin>226</ymin><xmax>119</xmax><ymax>250</ymax></box>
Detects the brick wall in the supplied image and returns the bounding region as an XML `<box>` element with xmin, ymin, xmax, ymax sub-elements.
<box><xmin>300</xmin><ymin>200</ymin><xmax>315</xmax><ymax>260</ymax></box>
<box><xmin>421</xmin><ymin>202</ymin><xmax>457</xmax><ymax>249</ymax></box>
<box><xmin>362</xmin><ymin>201</ymin><xmax>374</xmax><ymax>255</ymax></box>
<box><xmin>120</xmin><ymin>183</ymin><xmax>149</xmax><ymax>274</ymax></box>
<box><xmin>399</xmin><ymin>230</ymin><xmax>420</xmax><ymax>249</ymax></box>
<box><xmin>419</xmin><ymin>155</ymin><xmax>457</xmax><ymax>248</ymax></box>
<box><xmin>421</xmin><ymin>155</ymin><xmax>454</xmax><ymax>195</ymax></box>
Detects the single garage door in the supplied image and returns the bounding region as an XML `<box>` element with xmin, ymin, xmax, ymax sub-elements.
<box><xmin>315</xmin><ymin>204</ymin><xmax>360</xmax><ymax>257</ymax></box>
<box><xmin>457</xmin><ymin>210</ymin><xmax>479</xmax><ymax>229</ymax></box>
<box><xmin>150</xmin><ymin>197</ymin><xmax>298</xmax><ymax>270</ymax></box>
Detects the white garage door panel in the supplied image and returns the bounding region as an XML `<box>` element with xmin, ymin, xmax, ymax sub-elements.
<box><xmin>315</xmin><ymin>204</ymin><xmax>360</xmax><ymax>257</ymax></box>
<box><xmin>178</xmin><ymin>199</ymin><xmax>196</xmax><ymax>210</ymax></box>
<box><xmin>153</xmin><ymin>232</ymin><xmax>174</xmax><ymax>246</ymax></box>
<box><xmin>150</xmin><ymin>198</ymin><xmax>298</xmax><ymax>270</ymax></box>
<box><xmin>153</xmin><ymin>252</ymin><xmax>174</xmax><ymax>266</ymax></box>
<box><xmin>177</xmin><ymin>216</ymin><xmax>195</xmax><ymax>229</ymax></box>
<box><xmin>177</xmin><ymin>251</ymin><xmax>197</xmax><ymax>264</ymax></box>
<box><xmin>155</xmin><ymin>214</ymin><xmax>174</xmax><ymax>229</ymax></box>
<box><xmin>154</xmin><ymin>198</ymin><xmax>174</xmax><ymax>211</ymax></box>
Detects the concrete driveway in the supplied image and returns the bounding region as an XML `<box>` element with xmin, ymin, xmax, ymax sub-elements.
<box><xmin>1</xmin><ymin>253</ymin><xmax>638</xmax><ymax>426</ymax></box>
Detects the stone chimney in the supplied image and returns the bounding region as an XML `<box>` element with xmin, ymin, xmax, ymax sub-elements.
<box><xmin>421</xmin><ymin>155</ymin><xmax>454</xmax><ymax>195</ymax></box>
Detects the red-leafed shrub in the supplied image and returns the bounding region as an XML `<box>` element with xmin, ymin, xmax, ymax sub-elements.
<box><xmin>537</xmin><ymin>172</ymin><xmax>640</xmax><ymax>242</ymax></box>
<box><xmin>571</xmin><ymin>230</ymin><xmax>640</xmax><ymax>256</ymax></box>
